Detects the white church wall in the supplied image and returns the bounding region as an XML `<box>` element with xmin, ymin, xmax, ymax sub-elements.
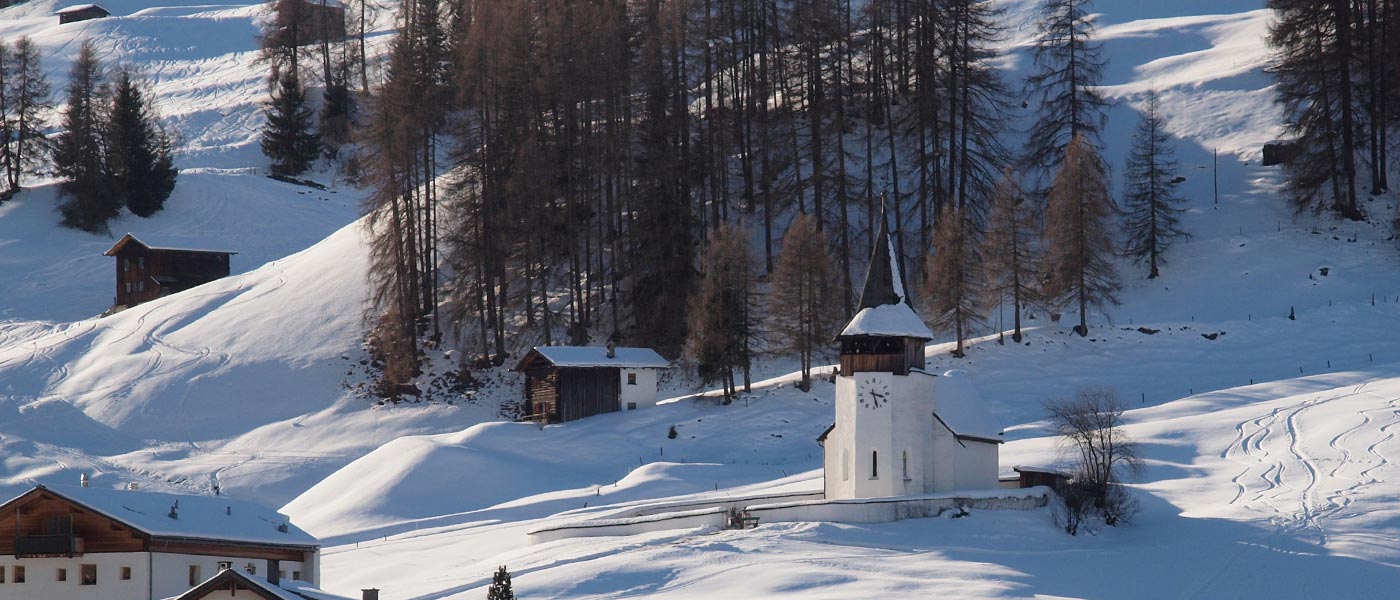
<box><xmin>618</xmin><ymin>369</ymin><xmax>659</xmax><ymax>410</ymax></box>
<box><xmin>952</xmin><ymin>440</ymin><xmax>1001</xmax><ymax>491</ymax></box>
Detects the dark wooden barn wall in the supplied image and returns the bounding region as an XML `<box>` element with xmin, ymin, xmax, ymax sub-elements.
<box><xmin>556</xmin><ymin>368</ymin><xmax>620</xmax><ymax>422</ymax></box>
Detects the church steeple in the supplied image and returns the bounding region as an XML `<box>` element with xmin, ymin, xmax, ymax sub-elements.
<box><xmin>837</xmin><ymin>210</ymin><xmax>932</xmax><ymax>375</ymax></box>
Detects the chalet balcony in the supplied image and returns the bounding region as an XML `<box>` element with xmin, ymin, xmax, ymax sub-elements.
<box><xmin>15</xmin><ymin>534</ymin><xmax>83</xmax><ymax>557</ymax></box>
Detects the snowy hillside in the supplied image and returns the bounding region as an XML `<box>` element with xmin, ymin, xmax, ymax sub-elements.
<box><xmin>0</xmin><ymin>0</ymin><xmax>1397</xmax><ymax>598</ymax></box>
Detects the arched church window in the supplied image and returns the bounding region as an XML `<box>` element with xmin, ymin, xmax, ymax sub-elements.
<box><xmin>842</xmin><ymin>450</ymin><xmax>850</xmax><ymax>481</ymax></box>
<box><xmin>871</xmin><ymin>450</ymin><xmax>879</xmax><ymax>479</ymax></box>
<box><xmin>902</xmin><ymin>450</ymin><xmax>910</xmax><ymax>480</ymax></box>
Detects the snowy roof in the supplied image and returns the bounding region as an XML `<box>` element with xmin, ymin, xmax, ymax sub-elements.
<box><xmin>171</xmin><ymin>568</ymin><xmax>353</xmax><ymax>600</ymax></box>
<box><xmin>924</xmin><ymin>370</ymin><xmax>1002</xmax><ymax>442</ymax></box>
<box><xmin>518</xmin><ymin>346</ymin><xmax>670</xmax><ymax>370</ymax></box>
<box><xmin>7</xmin><ymin>485</ymin><xmax>318</xmax><ymax>549</ymax></box>
<box><xmin>104</xmin><ymin>233</ymin><xmax>237</xmax><ymax>256</ymax></box>
<box><xmin>839</xmin><ymin>303</ymin><xmax>934</xmax><ymax>339</ymax></box>
<box><xmin>56</xmin><ymin>3</ymin><xmax>108</xmax><ymax>13</ymax></box>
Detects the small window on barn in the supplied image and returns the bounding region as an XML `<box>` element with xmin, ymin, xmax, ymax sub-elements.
<box><xmin>56</xmin><ymin>567</ymin><xmax>66</xmax><ymax>582</ymax></box>
<box><xmin>120</xmin><ymin>566</ymin><xmax>131</xmax><ymax>581</ymax></box>
<box><xmin>137</xmin><ymin>257</ymin><xmax>144</xmax><ymax>270</ymax></box>
<box><xmin>627</xmin><ymin>402</ymin><xmax>637</xmax><ymax>410</ymax></box>
<box><xmin>125</xmin><ymin>282</ymin><xmax>132</xmax><ymax>294</ymax></box>
<box><xmin>870</xmin><ymin>451</ymin><xmax>879</xmax><ymax>479</ymax></box>
<box><xmin>123</xmin><ymin>258</ymin><xmax>130</xmax><ymax>272</ymax></box>
<box><xmin>135</xmin><ymin>281</ymin><xmax>144</xmax><ymax>293</ymax></box>
<box><xmin>627</xmin><ymin>372</ymin><xmax>637</xmax><ymax>385</ymax></box>
<box><xmin>14</xmin><ymin>566</ymin><xmax>24</xmax><ymax>583</ymax></box>
<box><xmin>187</xmin><ymin>565</ymin><xmax>200</xmax><ymax>587</ymax></box>
<box><xmin>81</xmin><ymin>564</ymin><xmax>96</xmax><ymax>585</ymax></box>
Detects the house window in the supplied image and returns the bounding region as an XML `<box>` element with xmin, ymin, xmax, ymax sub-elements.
<box><xmin>279</xmin><ymin>570</ymin><xmax>287</xmax><ymax>581</ymax></box>
<box><xmin>14</xmin><ymin>566</ymin><xmax>25</xmax><ymax>583</ymax></box>
<box><xmin>123</xmin><ymin>258</ymin><xmax>130</xmax><ymax>272</ymax></box>
<box><xmin>244</xmin><ymin>563</ymin><xmax>257</xmax><ymax>575</ymax></box>
<box><xmin>56</xmin><ymin>568</ymin><xmax>66</xmax><ymax>582</ymax></box>
<box><xmin>627</xmin><ymin>372</ymin><xmax>637</xmax><ymax>385</ymax></box>
<box><xmin>870</xmin><ymin>451</ymin><xmax>879</xmax><ymax>479</ymax></box>
<box><xmin>1</xmin><ymin>565</ymin><xmax>6</xmax><ymax>583</ymax></box>
<box><xmin>125</xmin><ymin>282</ymin><xmax>132</xmax><ymax>293</ymax></box>
<box><xmin>188</xmin><ymin>565</ymin><xmax>201</xmax><ymax>586</ymax></box>
<box><xmin>120</xmin><ymin>567</ymin><xmax>131</xmax><ymax>581</ymax></box>
<box><xmin>292</xmin><ymin>570</ymin><xmax>302</xmax><ymax>581</ymax></box>
<box><xmin>81</xmin><ymin>564</ymin><xmax>96</xmax><ymax>585</ymax></box>
<box><xmin>627</xmin><ymin>402</ymin><xmax>637</xmax><ymax>410</ymax></box>
<box><xmin>135</xmin><ymin>281</ymin><xmax>144</xmax><ymax>293</ymax></box>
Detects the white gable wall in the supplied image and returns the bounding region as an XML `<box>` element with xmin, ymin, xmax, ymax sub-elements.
<box><xmin>0</xmin><ymin>552</ymin><xmax>310</xmax><ymax>600</ymax></box>
<box><xmin>618</xmin><ymin>368</ymin><xmax>659</xmax><ymax>410</ymax></box>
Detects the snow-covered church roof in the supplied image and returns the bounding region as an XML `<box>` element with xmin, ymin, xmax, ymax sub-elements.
<box><xmin>838</xmin><ymin>214</ymin><xmax>933</xmax><ymax>340</ymax></box>
<box><xmin>926</xmin><ymin>369</ymin><xmax>1002</xmax><ymax>442</ymax></box>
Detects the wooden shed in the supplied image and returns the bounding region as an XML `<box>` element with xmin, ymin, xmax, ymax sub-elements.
<box><xmin>514</xmin><ymin>346</ymin><xmax>668</xmax><ymax>423</ymax></box>
<box><xmin>56</xmin><ymin>3</ymin><xmax>110</xmax><ymax>24</ymax></box>
<box><xmin>103</xmin><ymin>233</ymin><xmax>235</xmax><ymax>312</ymax></box>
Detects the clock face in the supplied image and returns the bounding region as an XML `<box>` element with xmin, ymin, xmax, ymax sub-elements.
<box><xmin>858</xmin><ymin>381</ymin><xmax>891</xmax><ymax>410</ymax></box>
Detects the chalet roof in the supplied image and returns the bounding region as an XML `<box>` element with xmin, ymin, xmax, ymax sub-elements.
<box><xmin>515</xmin><ymin>346</ymin><xmax>669</xmax><ymax>370</ymax></box>
<box><xmin>1</xmin><ymin>485</ymin><xmax>318</xmax><ymax>549</ymax></box>
<box><xmin>838</xmin><ymin>215</ymin><xmax>932</xmax><ymax>340</ymax></box>
<box><xmin>171</xmin><ymin>568</ymin><xmax>353</xmax><ymax>600</ymax></box>
<box><xmin>104</xmin><ymin>233</ymin><xmax>237</xmax><ymax>256</ymax></box>
<box><xmin>55</xmin><ymin>3</ymin><xmax>109</xmax><ymax>13</ymax></box>
<box><xmin>915</xmin><ymin>369</ymin><xmax>1002</xmax><ymax>442</ymax></box>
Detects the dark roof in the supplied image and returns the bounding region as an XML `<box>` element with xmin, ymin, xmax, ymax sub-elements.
<box><xmin>815</xmin><ymin>423</ymin><xmax>835</xmax><ymax>444</ymax></box>
<box><xmin>855</xmin><ymin>217</ymin><xmax>903</xmax><ymax>311</ymax></box>
<box><xmin>103</xmin><ymin>233</ymin><xmax>237</xmax><ymax>257</ymax></box>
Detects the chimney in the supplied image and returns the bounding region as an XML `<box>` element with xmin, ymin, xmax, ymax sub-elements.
<box><xmin>362</xmin><ymin>589</ymin><xmax>380</xmax><ymax>600</ymax></box>
<box><xmin>266</xmin><ymin>559</ymin><xmax>280</xmax><ymax>586</ymax></box>
<box><xmin>606</xmin><ymin>340</ymin><xmax>616</xmax><ymax>359</ymax></box>
<box><xmin>127</xmin><ymin>482</ymin><xmax>139</xmax><ymax>491</ymax></box>
<box><xmin>80</xmin><ymin>473</ymin><xmax>89</xmax><ymax>488</ymax></box>
<box><xmin>168</xmin><ymin>500</ymin><xmax>179</xmax><ymax>520</ymax></box>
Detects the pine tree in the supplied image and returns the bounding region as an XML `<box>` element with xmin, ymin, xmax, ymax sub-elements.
<box><xmin>261</xmin><ymin>69</ymin><xmax>320</xmax><ymax>177</ymax></box>
<box><xmin>107</xmin><ymin>69</ymin><xmax>177</xmax><ymax>218</ymax></box>
<box><xmin>486</xmin><ymin>565</ymin><xmax>514</xmax><ymax>600</ymax></box>
<box><xmin>1121</xmin><ymin>89</ymin><xmax>1187</xmax><ymax>279</ymax></box>
<box><xmin>688</xmin><ymin>223</ymin><xmax>757</xmax><ymax>403</ymax></box>
<box><xmin>54</xmin><ymin>41</ymin><xmax>118</xmax><ymax>233</ymax></box>
<box><xmin>1043</xmin><ymin>133</ymin><xmax>1119</xmax><ymax>336</ymax></box>
<box><xmin>7</xmin><ymin>37</ymin><xmax>51</xmax><ymax>193</ymax></box>
<box><xmin>0</xmin><ymin>41</ymin><xmax>11</xmax><ymax>192</ymax></box>
<box><xmin>922</xmin><ymin>205</ymin><xmax>985</xmax><ymax>357</ymax></box>
<box><xmin>1024</xmin><ymin>0</ymin><xmax>1109</xmax><ymax>193</ymax></box>
<box><xmin>770</xmin><ymin>214</ymin><xmax>844</xmax><ymax>391</ymax></box>
<box><xmin>981</xmin><ymin>171</ymin><xmax>1040</xmax><ymax>343</ymax></box>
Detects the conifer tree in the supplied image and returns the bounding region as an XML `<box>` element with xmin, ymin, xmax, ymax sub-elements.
<box><xmin>261</xmin><ymin>69</ymin><xmax>320</xmax><ymax>177</ymax></box>
<box><xmin>0</xmin><ymin>41</ymin><xmax>11</xmax><ymax>190</ymax></box>
<box><xmin>1121</xmin><ymin>89</ymin><xmax>1187</xmax><ymax>279</ymax></box>
<box><xmin>1024</xmin><ymin>0</ymin><xmax>1109</xmax><ymax>193</ymax></box>
<box><xmin>1043</xmin><ymin>134</ymin><xmax>1119</xmax><ymax>336</ymax></box>
<box><xmin>688</xmin><ymin>223</ymin><xmax>757</xmax><ymax>403</ymax></box>
<box><xmin>981</xmin><ymin>171</ymin><xmax>1040</xmax><ymax>343</ymax></box>
<box><xmin>7</xmin><ymin>37</ymin><xmax>50</xmax><ymax>193</ymax></box>
<box><xmin>107</xmin><ymin>69</ymin><xmax>177</xmax><ymax>217</ymax></box>
<box><xmin>54</xmin><ymin>41</ymin><xmax>118</xmax><ymax>233</ymax></box>
<box><xmin>317</xmin><ymin>57</ymin><xmax>356</xmax><ymax>156</ymax></box>
<box><xmin>769</xmin><ymin>214</ymin><xmax>844</xmax><ymax>391</ymax></box>
<box><xmin>922</xmin><ymin>206</ymin><xmax>985</xmax><ymax>357</ymax></box>
<box><xmin>486</xmin><ymin>565</ymin><xmax>514</xmax><ymax>600</ymax></box>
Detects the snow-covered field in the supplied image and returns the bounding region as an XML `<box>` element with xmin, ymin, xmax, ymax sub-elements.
<box><xmin>1</xmin><ymin>0</ymin><xmax>1399</xmax><ymax>597</ymax></box>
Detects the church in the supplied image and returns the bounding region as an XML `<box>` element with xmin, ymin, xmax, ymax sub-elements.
<box><xmin>820</xmin><ymin>218</ymin><xmax>1003</xmax><ymax>500</ymax></box>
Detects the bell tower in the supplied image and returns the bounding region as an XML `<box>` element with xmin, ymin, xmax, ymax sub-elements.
<box><xmin>836</xmin><ymin>217</ymin><xmax>933</xmax><ymax>376</ymax></box>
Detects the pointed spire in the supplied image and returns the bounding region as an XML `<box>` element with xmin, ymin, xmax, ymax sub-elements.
<box><xmin>855</xmin><ymin>207</ymin><xmax>907</xmax><ymax>310</ymax></box>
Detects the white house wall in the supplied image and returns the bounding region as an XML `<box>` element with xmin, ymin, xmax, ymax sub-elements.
<box><xmin>151</xmin><ymin>552</ymin><xmax>309</xmax><ymax>600</ymax></box>
<box><xmin>0</xmin><ymin>552</ymin><xmax>151</xmax><ymax>600</ymax></box>
<box><xmin>618</xmin><ymin>368</ymin><xmax>659</xmax><ymax>409</ymax></box>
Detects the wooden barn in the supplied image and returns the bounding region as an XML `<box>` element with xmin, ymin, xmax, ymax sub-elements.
<box><xmin>56</xmin><ymin>3</ymin><xmax>110</xmax><ymax>24</ymax></box>
<box><xmin>103</xmin><ymin>234</ymin><xmax>235</xmax><ymax>312</ymax></box>
<box><xmin>303</xmin><ymin>0</ymin><xmax>347</xmax><ymax>42</ymax></box>
<box><xmin>514</xmin><ymin>346</ymin><xmax>669</xmax><ymax>423</ymax></box>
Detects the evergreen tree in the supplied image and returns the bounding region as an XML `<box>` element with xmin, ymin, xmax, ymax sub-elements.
<box><xmin>688</xmin><ymin>223</ymin><xmax>757</xmax><ymax>403</ymax></box>
<box><xmin>54</xmin><ymin>41</ymin><xmax>118</xmax><ymax>233</ymax></box>
<box><xmin>769</xmin><ymin>214</ymin><xmax>844</xmax><ymax>392</ymax></box>
<box><xmin>7</xmin><ymin>37</ymin><xmax>51</xmax><ymax>192</ymax></box>
<box><xmin>486</xmin><ymin>565</ymin><xmax>514</xmax><ymax>600</ymax></box>
<box><xmin>0</xmin><ymin>41</ymin><xmax>11</xmax><ymax>191</ymax></box>
<box><xmin>261</xmin><ymin>69</ymin><xmax>320</xmax><ymax>177</ymax></box>
<box><xmin>317</xmin><ymin>58</ymin><xmax>356</xmax><ymax>156</ymax></box>
<box><xmin>107</xmin><ymin>69</ymin><xmax>177</xmax><ymax>218</ymax></box>
<box><xmin>922</xmin><ymin>205</ymin><xmax>985</xmax><ymax>357</ymax></box>
<box><xmin>1024</xmin><ymin>0</ymin><xmax>1109</xmax><ymax>193</ymax></box>
<box><xmin>1043</xmin><ymin>133</ymin><xmax>1119</xmax><ymax>336</ymax></box>
<box><xmin>1121</xmin><ymin>89</ymin><xmax>1187</xmax><ymax>279</ymax></box>
<box><xmin>981</xmin><ymin>171</ymin><xmax>1040</xmax><ymax>343</ymax></box>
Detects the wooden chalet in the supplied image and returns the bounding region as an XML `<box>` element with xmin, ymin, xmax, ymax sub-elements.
<box><xmin>834</xmin><ymin>217</ymin><xmax>932</xmax><ymax>377</ymax></box>
<box><xmin>0</xmin><ymin>484</ymin><xmax>320</xmax><ymax>600</ymax></box>
<box><xmin>104</xmin><ymin>233</ymin><xmax>235</xmax><ymax>311</ymax></box>
<box><xmin>514</xmin><ymin>345</ymin><xmax>669</xmax><ymax>423</ymax></box>
<box><xmin>56</xmin><ymin>3</ymin><xmax>110</xmax><ymax>23</ymax></box>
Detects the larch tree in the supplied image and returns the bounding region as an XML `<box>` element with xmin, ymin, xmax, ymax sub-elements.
<box><xmin>261</xmin><ymin>69</ymin><xmax>320</xmax><ymax>176</ymax></box>
<box><xmin>981</xmin><ymin>171</ymin><xmax>1040</xmax><ymax>343</ymax></box>
<box><xmin>769</xmin><ymin>214</ymin><xmax>844</xmax><ymax>391</ymax></box>
<box><xmin>1023</xmin><ymin>0</ymin><xmax>1109</xmax><ymax>196</ymax></box>
<box><xmin>1043</xmin><ymin>133</ymin><xmax>1119</xmax><ymax>336</ymax></box>
<box><xmin>1120</xmin><ymin>88</ymin><xmax>1187</xmax><ymax>279</ymax></box>
<box><xmin>688</xmin><ymin>223</ymin><xmax>758</xmax><ymax>403</ymax></box>
<box><xmin>7</xmin><ymin>37</ymin><xmax>50</xmax><ymax>193</ymax></box>
<box><xmin>54</xmin><ymin>41</ymin><xmax>118</xmax><ymax>233</ymax></box>
<box><xmin>107</xmin><ymin>68</ymin><xmax>177</xmax><ymax>218</ymax></box>
<box><xmin>922</xmin><ymin>204</ymin><xmax>985</xmax><ymax>357</ymax></box>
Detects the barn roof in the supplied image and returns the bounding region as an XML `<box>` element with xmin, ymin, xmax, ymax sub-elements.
<box><xmin>838</xmin><ymin>215</ymin><xmax>932</xmax><ymax>340</ymax></box>
<box><xmin>172</xmin><ymin>568</ymin><xmax>352</xmax><ymax>600</ymax></box>
<box><xmin>514</xmin><ymin>346</ymin><xmax>669</xmax><ymax>370</ymax></box>
<box><xmin>55</xmin><ymin>3</ymin><xmax>109</xmax><ymax>14</ymax></box>
<box><xmin>0</xmin><ymin>485</ymin><xmax>318</xmax><ymax>549</ymax></box>
<box><xmin>104</xmin><ymin>233</ymin><xmax>237</xmax><ymax>256</ymax></box>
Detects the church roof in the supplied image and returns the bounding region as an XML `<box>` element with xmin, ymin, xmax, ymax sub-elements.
<box><xmin>838</xmin><ymin>215</ymin><xmax>933</xmax><ymax>340</ymax></box>
<box><xmin>923</xmin><ymin>370</ymin><xmax>1002</xmax><ymax>442</ymax></box>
